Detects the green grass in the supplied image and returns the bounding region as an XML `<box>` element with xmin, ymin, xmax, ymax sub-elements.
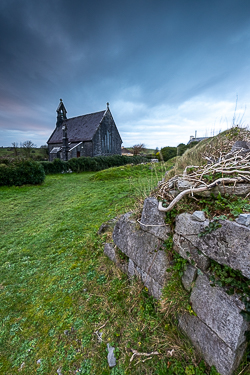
<box><xmin>0</xmin><ymin>163</ymin><xmax>243</xmax><ymax>374</ymax></box>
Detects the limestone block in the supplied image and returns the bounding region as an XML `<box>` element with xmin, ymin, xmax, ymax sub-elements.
<box><xmin>175</xmin><ymin>213</ymin><xmax>210</xmax><ymax>248</ymax></box>
<box><xmin>177</xmin><ymin>178</ymin><xmax>194</xmax><ymax>191</ymax></box>
<box><xmin>192</xmin><ymin>211</ymin><xmax>206</xmax><ymax>222</ymax></box>
<box><xmin>231</xmin><ymin>140</ymin><xmax>250</xmax><ymax>152</ymax></box>
<box><xmin>175</xmin><ymin>213</ymin><xmax>250</xmax><ymax>278</ymax></box>
<box><xmin>104</xmin><ymin>243</ymin><xmax>117</xmax><ymax>263</ymax></box>
<box><xmin>197</xmin><ymin>183</ymin><xmax>250</xmax><ymax>198</ymax></box>
<box><xmin>181</xmin><ymin>265</ymin><xmax>197</xmax><ymax>291</ymax></box>
<box><xmin>190</xmin><ymin>275</ymin><xmax>248</xmax><ymax>351</ymax></box>
<box><xmin>140</xmin><ymin>197</ymin><xmax>170</xmax><ymax>240</ymax></box>
<box><xmin>128</xmin><ymin>259</ymin><xmax>163</xmax><ymax>299</ymax></box>
<box><xmin>197</xmin><ymin>220</ymin><xmax>250</xmax><ymax>279</ymax></box>
<box><xmin>107</xmin><ymin>344</ymin><xmax>116</xmax><ymax>368</ymax></box>
<box><xmin>236</xmin><ymin>213</ymin><xmax>250</xmax><ymax>227</ymax></box>
<box><xmin>173</xmin><ymin>233</ymin><xmax>210</xmax><ymax>271</ymax></box>
<box><xmin>113</xmin><ymin>213</ymin><xmax>170</xmax><ymax>285</ymax></box>
<box><xmin>142</xmin><ymin>273</ymin><xmax>163</xmax><ymax>299</ymax></box>
<box><xmin>128</xmin><ymin>258</ymin><xmax>136</xmax><ymax>276</ymax></box>
<box><xmin>179</xmin><ymin>313</ymin><xmax>246</xmax><ymax>375</ymax></box>
<box><xmin>169</xmin><ymin>184</ymin><xmax>250</xmax><ymax>198</ymax></box>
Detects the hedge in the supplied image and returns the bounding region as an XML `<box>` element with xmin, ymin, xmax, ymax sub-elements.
<box><xmin>40</xmin><ymin>155</ymin><xmax>147</xmax><ymax>175</ymax></box>
<box><xmin>0</xmin><ymin>160</ymin><xmax>45</xmax><ymax>186</ymax></box>
<box><xmin>0</xmin><ymin>155</ymin><xmax>148</xmax><ymax>187</ymax></box>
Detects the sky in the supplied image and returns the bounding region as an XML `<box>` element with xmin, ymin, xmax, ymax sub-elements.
<box><xmin>1</xmin><ymin>0</ymin><xmax>250</xmax><ymax>149</ymax></box>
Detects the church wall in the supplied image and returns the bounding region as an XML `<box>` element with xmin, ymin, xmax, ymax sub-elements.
<box><xmin>48</xmin><ymin>143</ymin><xmax>62</xmax><ymax>162</ymax></box>
<box><xmin>81</xmin><ymin>142</ymin><xmax>93</xmax><ymax>157</ymax></box>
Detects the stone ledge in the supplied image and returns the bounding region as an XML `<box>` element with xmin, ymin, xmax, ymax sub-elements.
<box><xmin>139</xmin><ymin>197</ymin><xmax>170</xmax><ymax>240</ymax></box>
<box><xmin>112</xmin><ymin>212</ymin><xmax>169</xmax><ymax>285</ymax></box>
<box><xmin>190</xmin><ymin>275</ymin><xmax>248</xmax><ymax>351</ymax></box>
<box><xmin>179</xmin><ymin>313</ymin><xmax>247</xmax><ymax>375</ymax></box>
<box><xmin>175</xmin><ymin>213</ymin><xmax>250</xmax><ymax>279</ymax></box>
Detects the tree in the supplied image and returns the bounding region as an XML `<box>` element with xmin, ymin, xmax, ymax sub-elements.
<box><xmin>22</xmin><ymin>140</ymin><xmax>36</xmax><ymax>158</ymax></box>
<box><xmin>132</xmin><ymin>143</ymin><xmax>145</xmax><ymax>155</ymax></box>
<box><xmin>40</xmin><ymin>145</ymin><xmax>49</xmax><ymax>157</ymax></box>
<box><xmin>160</xmin><ymin>146</ymin><xmax>177</xmax><ymax>161</ymax></box>
<box><xmin>177</xmin><ymin>143</ymin><xmax>187</xmax><ymax>156</ymax></box>
<box><xmin>12</xmin><ymin>142</ymin><xmax>18</xmax><ymax>157</ymax></box>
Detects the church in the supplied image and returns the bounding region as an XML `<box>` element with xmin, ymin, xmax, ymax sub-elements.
<box><xmin>47</xmin><ymin>100</ymin><xmax>122</xmax><ymax>161</ymax></box>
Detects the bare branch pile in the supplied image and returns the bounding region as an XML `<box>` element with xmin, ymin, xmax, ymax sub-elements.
<box><xmin>158</xmin><ymin>148</ymin><xmax>250</xmax><ymax>212</ymax></box>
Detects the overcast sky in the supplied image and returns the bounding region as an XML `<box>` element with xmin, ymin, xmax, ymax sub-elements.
<box><xmin>1</xmin><ymin>0</ymin><xmax>250</xmax><ymax>148</ymax></box>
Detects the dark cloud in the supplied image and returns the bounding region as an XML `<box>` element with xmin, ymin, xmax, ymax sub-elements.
<box><xmin>0</xmin><ymin>0</ymin><xmax>250</xmax><ymax>146</ymax></box>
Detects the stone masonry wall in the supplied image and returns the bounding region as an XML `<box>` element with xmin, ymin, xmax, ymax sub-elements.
<box><xmin>103</xmin><ymin>198</ymin><xmax>250</xmax><ymax>375</ymax></box>
<box><xmin>104</xmin><ymin>198</ymin><xmax>171</xmax><ymax>299</ymax></box>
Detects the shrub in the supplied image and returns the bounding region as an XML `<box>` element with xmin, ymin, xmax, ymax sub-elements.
<box><xmin>40</xmin><ymin>155</ymin><xmax>147</xmax><ymax>175</ymax></box>
<box><xmin>40</xmin><ymin>159</ymin><xmax>68</xmax><ymax>174</ymax></box>
<box><xmin>161</xmin><ymin>146</ymin><xmax>177</xmax><ymax>161</ymax></box>
<box><xmin>0</xmin><ymin>160</ymin><xmax>45</xmax><ymax>186</ymax></box>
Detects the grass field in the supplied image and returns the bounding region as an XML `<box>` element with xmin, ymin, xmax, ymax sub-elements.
<box><xmin>0</xmin><ymin>163</ymin><xmax>245</xmax><ymax>374</ymax></box>
<box><xmin>0</xmin><ymin>147</ymin><xmax>47</xmax><ymax>160</ymax></box>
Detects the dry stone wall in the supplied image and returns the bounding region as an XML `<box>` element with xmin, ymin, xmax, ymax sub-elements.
<box><xmin>104</xmin><ymin>198</ymin><xmax>170</xmax><ymax>298</ymax></box>
<box><xmin>103</xmin><ymin>198</ymin><xmax>250</xmax><ymax>375</ymax></box>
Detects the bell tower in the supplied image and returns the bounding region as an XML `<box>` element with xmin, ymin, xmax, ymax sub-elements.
<box><xmin>56</xmin><ymin>99</ymin><xmax>67</xmax><ymax>127</ymax></box>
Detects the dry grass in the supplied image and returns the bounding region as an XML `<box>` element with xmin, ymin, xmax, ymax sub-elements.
<box><xmin>167</xmin><ymin>126</ymin><xmax>250</xmax><ymax>180</ymax></box>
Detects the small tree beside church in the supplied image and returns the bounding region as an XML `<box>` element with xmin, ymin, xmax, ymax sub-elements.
<box><xmin>132</xmin><ymin>143</ymin><xmax>145</xmax><ymax>155</ymax></box>
<box><xmin>22</xmin><ymin>140</ymin><xmax>36</xmax><ymax>158</ymax></box>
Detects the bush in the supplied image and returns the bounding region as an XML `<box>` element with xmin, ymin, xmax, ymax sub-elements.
<box><xmin>0</xmin><ymin>160</ymin><xmax>45</xmax><ymax>186</ymax></box>
<box><xmin>160</xmin><ymin>146</ymin><xmax>177</xmax><ymax>162</ymax></box>
<box><xmin>40</xmin><ymin>155</ymin><xmax>147</xmax><ymax>175</ymax></box>
<box><xmin>40</xmin><ymin>159</ymin><xmax>68</xmax><ymax>174</ymax></box>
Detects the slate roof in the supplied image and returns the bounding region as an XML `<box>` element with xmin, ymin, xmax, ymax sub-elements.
<box><xmin>48</xmin><ymin>110</ymin><xmax>106</xmax><ymax>144</ymax></box>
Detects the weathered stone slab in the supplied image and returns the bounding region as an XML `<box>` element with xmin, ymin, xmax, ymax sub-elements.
<box><xmin>140</xmin><ymin>197</ymin><xmax>170</xmax><ymax>240</ymax></box>
<box><xmin>170</xmin><ymin>184</ymin><xmax>250</xmax><ymax>198</ymax></box>
<box><xmin>175</xmin><ymin>213</ymin><xmax>210</xmax><ymax>247</ymax></box>
<box><xmin>177</xmin><ymin>178</ymin><xmax>194</xmax><ymax>191</ymax></box>
<box><xmin>113</xmin><ymin>213</ymin><xmax>169</xmax><ymax>285</ymax></box>
<box><xmin>181</xmin><ymin>265</ymin><xmax>197</xmax><ymax>291</ymax></box>
<box><xmin>173</xmin><ymin>233</ymin><xmax>210</xmax><ymax>271</ymax></box>
<box><xmin>175</xmin><ymin>213</ymin><xmax>250</xmax><ymax>278</ymax></box>
<box><xmin>104</xmin><ymin>243</ymin><xmax>117</xmax><ymax>263</ymax></box>
<box><xmin>128</xmin><ymin>259</ymin><xmax>163</xmax><ymax>299</ymax></box>
<box><xmin>107</xmin><ymin>343</ymin><xmax>116</xmax><ymax>368</ymax></box>
<box><xmin>190</xmin><ymin>275</ymin><xmax>248</xmax><ymax>351</ymax></box>
<box><xmin>198</xmin><ymin>183</ymin><xmax>250</xmax><ymax>198</ymax></box>
<box><xmin>179</xmin><ymin>313</ymin><xmax>247</xmax><ymax>375</ymax></box>
<box><xmin>236</xmin><ymin>213</ymin><xmax>250</xmax><ymax>227</ymax></box>
<box><xmin>231</xmin><ymin>140</ymin><xmax>250</xmax><ymax>152</ymax></box>
<box><xmin>197</xmin><ymin>220</ymin><xmax>250</xmax><ymax>279</ymax></box>
<box><xmin>192</xmin><ymin>211</ymin><xmax>206</xmax><ymax>222</ymax></box>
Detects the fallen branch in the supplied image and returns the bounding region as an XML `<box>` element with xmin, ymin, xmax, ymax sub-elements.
<box><xmin>158</xmin><ymin>177</ymin><xmax>244</xmax><ymax>212</ymax></box>
<box><xmin>130</xmin><ymin>349</ymin><xmax>160</xmax><ymax>363</ymax></box>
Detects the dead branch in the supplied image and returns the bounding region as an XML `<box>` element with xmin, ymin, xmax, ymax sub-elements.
<box><xmin>158</xmin><ymin>145</ymin><xmax>250</xmax><ymax>212</ymax></box>
<box><xmin>130</xmin><ymin>349</ymin><xmax>160</xmax><ymax>363</ymax></box>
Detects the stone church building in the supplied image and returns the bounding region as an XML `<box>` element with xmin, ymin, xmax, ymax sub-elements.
<box><xmin>47</xmin><ymin>100</ymin><xmax>122</xmax><ymax>161</ymax></box>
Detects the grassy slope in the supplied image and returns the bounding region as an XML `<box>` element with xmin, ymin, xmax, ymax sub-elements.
<box><xmin>167</xmin><ymin>127</ymin><xmax>250</xmax><ymax>179</ymax></box>
<box><xmin>0</xmin><ymin>163</ymin><xmax>239</xmax><ymax>374</ymax></box>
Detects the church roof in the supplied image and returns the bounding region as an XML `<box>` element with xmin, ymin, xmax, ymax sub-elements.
<box><xmin>48</xmin><ymin>110</ymin><xmax>106</xmax><ymax>144</ymax></box>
